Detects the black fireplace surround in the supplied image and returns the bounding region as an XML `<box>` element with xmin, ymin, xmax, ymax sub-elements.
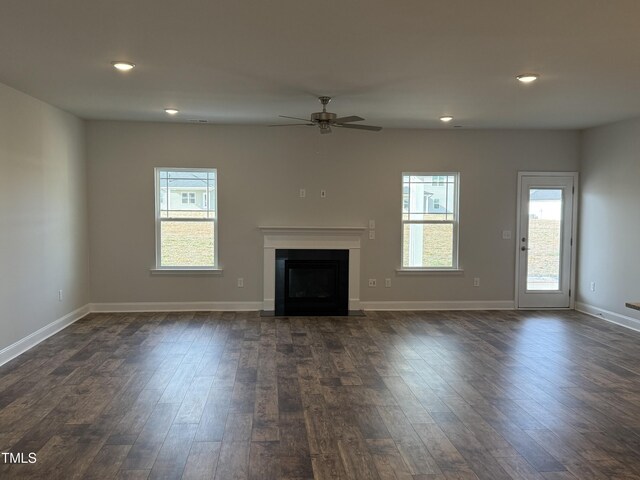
<box><xmin>275</xmin><ymin>249</ymin><xmax>349</xmax><ymax>316</ymax></box>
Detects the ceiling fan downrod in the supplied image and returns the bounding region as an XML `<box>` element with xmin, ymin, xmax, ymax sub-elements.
<box><xmin>318</xmin><ymin>96</ymin><xmax>331</xmax><ymax>112</ymax></box>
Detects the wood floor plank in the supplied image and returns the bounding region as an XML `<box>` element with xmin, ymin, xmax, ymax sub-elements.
<box><xmin>214</xmin><ymin>441</ymin><xmax>250</xmax><ymax>480</ymax></box>
<box><xmin>181</xmin><ymin>441</ymin><xmax>221</xmax><ymax>480</ymax></box>
<box><xmin>1</xmin><ymin>310</ymin><xmax>640</xmax><ymax>479</ymax></box>
<box><xmin>84</xmin><ymin>444</ymin><xmax>132</xmax><ymax>480</ymax></box>
<box><xmin>121</xmin><ymin>402</ymin><xmax>180</xmax><ymax>470</ymax></box>
<box><xmin>149</xmin><ymin>423</ymin><xmax>197</xmax><ymax>479</ymax></box>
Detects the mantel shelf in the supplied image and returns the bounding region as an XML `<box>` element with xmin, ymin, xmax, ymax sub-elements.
<box><xmin>259</xmin><ymin>226</ymin><xmax>367</xmax><ymax>234</ymax></box>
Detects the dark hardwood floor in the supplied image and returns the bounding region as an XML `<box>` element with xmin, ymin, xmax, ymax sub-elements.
<box><xmin>1</xmin><ymin>310</ymin><xmax>640</xmax><ymax>479</ymax></box>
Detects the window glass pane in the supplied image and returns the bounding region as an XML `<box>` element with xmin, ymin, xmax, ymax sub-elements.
<box><xmin>208</xmin><ymin>185</ymin><xmax>216</xmax><ymax>209</ymax></box>
<box><xmin>403</xmin><ymin>174</ymin><xmax>456</xmax><ymax>220</ymax></box>
<box><xmin>159</xmin><ymin>187</ymin><xmax>168</xmax><ymax>211</ymax></box>
<box><xmin>158</xmin><ymin>170</ymin><xmax>216</xmax><ymax>219</ymax></box>
<box><xmin>445</xmin><ymin>183</ymin><xmax>456</xmax><ymax>220</ymax></box>
<box><xmin>160</xmin><ymin>220</ymin><xmax>214</xmax><ymax>267</ymax></box>
<box><xmin>402</xmin><ymin>222</ymin><xmax>454</xmax><ymax>268</ymax></box>
<box><xmin>526</xmin><ymin>188</ymin><xmax>562</xmax><ymax>290</ymax></box>
<box><xmin>402</xmin><ymin>186</ymin><xmax>409</xmax><ymax>213</ymax></box>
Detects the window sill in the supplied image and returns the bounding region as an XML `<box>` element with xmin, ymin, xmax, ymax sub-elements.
<box><xmin>396</xmin><ymin>268</ymin><xmax>464</xmax><ymax>275</ymax></box>
<box><xmin>150</xmin><ymin>268</ymin><xmax>223</xmax><ymax>276</ymax></box>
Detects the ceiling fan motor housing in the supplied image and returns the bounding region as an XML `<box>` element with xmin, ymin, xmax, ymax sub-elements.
<box><xmin>311</xmin><ymin>111</ymin><xmax>337</xmax><ymax>123</ymax></box>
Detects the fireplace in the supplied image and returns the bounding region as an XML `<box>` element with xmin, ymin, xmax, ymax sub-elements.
<box><xmin>275</xmin><ymin>249</ymin><xmax>349</xmax><ymax>316</ymax></box>
<box><xmin>260</xmin><ymin>226</ymin><xmax>364</xmax><ymax>312</ymax></box>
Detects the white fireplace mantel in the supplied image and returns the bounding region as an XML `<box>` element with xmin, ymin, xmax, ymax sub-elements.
<box><xmin>259</xmin><ymin>226</ymin><xmax>366</xmax><ymax>311</ymax></box>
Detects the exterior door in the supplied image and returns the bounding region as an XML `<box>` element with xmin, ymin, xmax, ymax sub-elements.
<box><xmin>517</xmin><ymin>174</ymin><xmax>576</xmax><ymax>308</ymax></box>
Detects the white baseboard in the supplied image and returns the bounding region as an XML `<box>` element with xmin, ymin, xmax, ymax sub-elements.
<box><xmin>91</xmin><ymin>300</ymin><xmax>515</xmax><ymax>313</ymax></box>
<box><xmin>359</xmin><ymin>300</ymin><xmax>515</xmax><ymax>311</ymax></box>
<box><xmin>575</xmin><ymin>302</ymin><xmax>640</xmax><ymax>333</ymax></box>
<box><xmin>0</xmin><ymin>304</ymin><xmax>90</xmax><ymax>367</ymax></box>
<box><xmin>90</xmin><ymin>301</ymin><xmax>263</xmax><ymax>313</ymax></box>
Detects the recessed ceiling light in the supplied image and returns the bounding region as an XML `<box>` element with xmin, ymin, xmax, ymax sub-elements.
<box><xmin>111</xmin><ymin>61</ymin><xmax>135</xmax><ymax>71</ymax></box>
<box><xmin>516</xmin><ymin>73</ymin><xmax>539</xmax><ymax>84</ymax></box>
<box><xmin>440</xmin><ymin>116</ymin><xmax>454</xmax><ymax>123</ymax></box>
<box><xmin>164</xmin><ymin>108</ymin><xmax>179</xmax><ymax>115</ymax></box>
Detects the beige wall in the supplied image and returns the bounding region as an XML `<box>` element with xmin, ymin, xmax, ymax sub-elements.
<box><xmin>578</xmin><ymin>118</ymin><xmax>640</xmax><ymax>322</ymax></box>
<box><xmin>87</xmin><ymin>121</ymin><xmax>579</xmax><ymax>306</ymax></box>
<box><xmin>0</xmin><ymin>82</ymin><xmax>89</xmax><ymax>351</ymax></box>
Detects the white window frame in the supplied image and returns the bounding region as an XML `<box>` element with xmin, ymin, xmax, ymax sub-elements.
<box><xmin>153</xmin><ymin>167</ymin><xmax>220</xmax><ymax>272</ymax></box>
<box><xmin>400</xmin><ymin>172</ymin><xmax>461</xmax><ymax>272</ymax></box>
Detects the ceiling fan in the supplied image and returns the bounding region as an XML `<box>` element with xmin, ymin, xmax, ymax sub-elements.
<box><xmin>271</xmin><ymin>96</ymin><xmax>382</xmax><ymax>134</ymax></box>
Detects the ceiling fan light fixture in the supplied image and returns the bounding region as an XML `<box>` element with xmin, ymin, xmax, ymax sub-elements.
<box><xmin>440</xmin><ymin>116</ymin><xmax>454</xmax><ymax>123</ymax></box>
<box><xmin>111</xmin><ymin>61</ymin><xmax>136</xmax><ymax>71</ymax></box>
<box><xmin>516</xmin><ymin>73</ymin><xmax>539</xmax><ymax>83</ymax></box>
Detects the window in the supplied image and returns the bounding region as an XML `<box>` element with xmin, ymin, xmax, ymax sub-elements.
<box><xmin>181</xmin><ymin>192</ymin><xmax>196</xmax><ymax>204</ymax></box>
<box><xmin>155</xmin><ymin>168</ymin><xmax>217</xmax><ymax>269</ymax></box>
<box><xmin>402</xmin><ymin>173</ymin><xmax>459</xmax><ymax>269</ymax></box>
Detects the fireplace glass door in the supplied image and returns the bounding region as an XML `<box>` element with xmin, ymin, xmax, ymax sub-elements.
<box><xmin>275</xmin><ymin>249</ymin><xmax>348</xmax><ymax>316</ymax></box>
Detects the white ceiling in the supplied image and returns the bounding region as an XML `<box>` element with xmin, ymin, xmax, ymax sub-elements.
<box><xmin>1</xmin><ymin>0</ymin><xmax>640</xmax><ymax>129</ymax></box>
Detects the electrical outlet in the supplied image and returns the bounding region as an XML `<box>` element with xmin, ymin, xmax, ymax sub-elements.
<box><xmin>369</xmin><ymin>230</ymin><xmax>375</xmax><ymax>240</ymax></box>
<box><xmin>473</xmin><ymin>277</ymin><xmax>480</xmax><ymax>287</ymax></box>
<box><xmin>368</xmin><ymin>279</ymin><xmax>377</xmax><ymax>287</ymax></box>
<box><xmin>320</xmin><ymin>189</ymin><xmax>327</xmax><ymax>198</ymax></box>
<box><xmin>299</xmin><ymin>188</ymin><xmax>306</xmax><ymax>198</ymax></box>
<box><xmin>237</xmin><ymin>278</ymin><xmax>244</xmax><ymax>288</ymax></box>
<box><xmin>590</xmin><ymin>281</ymin><xmax>596</xmax><ymax>292</ymax></box>
<box><xmin>502</xmin><ymin>230</ymin><xmax>512</xmax><ymax>240</ymax></box>
<box><xmin>384</xmin><ymin>278</ymin><xmax>391</xmax><ymax>288</ymax></box>
<box><xmin>58</xmin><ymin>290</ymin><xmax>63</xmax><ymax>302</ymax></box>
<box><xmin>369</xmin><ymin>220</ymin><xmax>376</xmax><ymax>229</ymax></box>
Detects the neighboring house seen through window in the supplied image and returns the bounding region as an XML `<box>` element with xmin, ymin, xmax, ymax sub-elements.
<box><xmin>402</xmin><ymin>173</ymin><xmax>459</xmax><ymax>269</ymax></box>
<box><xmin>181</xmin><ymin>192</ymin><xmax>196</xmax><ymax>204</ymax></box>
<box><xmin>155</xmin><ymin>168</ymin><xmax>217</xmax><ymax>269</ymax></box>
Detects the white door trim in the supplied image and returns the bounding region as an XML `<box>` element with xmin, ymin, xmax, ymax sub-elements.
<box><xmin>515</xmin><ymin>171</ymin><xmax>579</xmax><ymax>309</ymax></box>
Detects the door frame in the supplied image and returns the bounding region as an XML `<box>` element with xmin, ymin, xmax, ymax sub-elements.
<box><xmin>515</xmin><ymin>171</ymin><xmax>579</xmax><ymax>310</ymax></box>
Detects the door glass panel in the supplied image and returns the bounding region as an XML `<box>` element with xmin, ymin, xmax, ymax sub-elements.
<box><xmin>527</xmin><ymin>188</ymin><xmax>562</xmax><ymax>290</ymax></box>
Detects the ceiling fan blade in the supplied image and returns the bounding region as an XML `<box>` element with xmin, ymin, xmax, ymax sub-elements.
<box><xmin>320</xmin><ymin>126</ymin><xmax>332</xmax><ymax>135</ymax></box>
<box><xmin>337</xmin><ymin>123</ymin><xmax>382</xmax><ymax>131</ymax></box>
<box><xmin>334</xmin><ymin>115</ymin><xmax>364</xmax><ymax>123</ymax></box>
<box><xmin>279</xmin><ymin>115</ymin><xmax>313</xmax><ymax>122</ymax></box>
<box><xmin>269</xmin><ymin>123</ymin><xmax>314</xmax><ymax>127</ymax></box>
